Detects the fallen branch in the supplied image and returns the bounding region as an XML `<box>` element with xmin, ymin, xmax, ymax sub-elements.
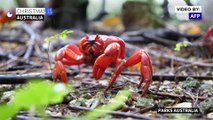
<box><xmin>149</xmin><ymin>91</ymin><xmax>207</xmax><ymax>100</ymax></box>
<box><xmin>15</xmin><ymin>115</ymin><xmax>42</xmax><ymax>120</ymax></box>
<box><xmin>68</xmin><ymin>105</ymin><xmax>159</xmax><ymax>120</ymax></box>
<box><xmin>20</xmin><ymin>23</ymin><xmax>37</xmax><ymax>59</ymax></box>
<box><xmin>81</xmin><ymin>69</ymin><xmax>213</xmax><ymax>81</ymax></box>
<box><xmin>0</xmin><ymin>73</ymin><xmax>52</xmax><ymax>84</ymax></box>
<box><xmin>16</xmin><ymin>105</ymin><xmax>159</xmax><ymax>120</ymax></box>
<box><xmin>0</xmin><ymin>35</ymin><xmax>26</xmax><ymax>44</ymax></box>
<box><xmin>0</xmin><ymin>70</ymin><xmax>212</xmax><ymax>84</ymax></box>
<box><xmin>143</xmin><ymin>32</ymin><xmax>177</xmax><ymax>45</ymax></box>
<box><xmin>125</xmin><ymin>43</ymin><xmax>213</xmax><ymax>67</ymax></box>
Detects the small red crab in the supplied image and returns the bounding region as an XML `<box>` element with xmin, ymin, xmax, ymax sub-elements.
<box><xmin>53</xmin><ymin>35</ymin><xmax>153</xmax><ymax>96</ymax></box>
<box><xmin>0</xmin><ymin>9</ymin><xmax>16</xmax><ymax>25</ymax></box>
<box><xmin>204</xmin><ymin>26</ymin><xmax>213</xmax><ymax>56</ymax></box>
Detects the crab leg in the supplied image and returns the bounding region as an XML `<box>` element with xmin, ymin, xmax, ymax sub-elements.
<box><xmin>204</xmin><ymin>26</ymin><xmax>213</xmax><ymax>41</ymax></box>
<box><xmin>204</xmin><ymin>27</ymin><xmax>213</xmax><ymax>56</ymax></box>
<box><xmin>105</xmin><ymin>49</ymin><xmax>152</xmax><ymax>96</ymax></box>
<box><xmin>53</xmin><ymin>44</ymin><xmax>84</xmax><ymax>83</ymax></box>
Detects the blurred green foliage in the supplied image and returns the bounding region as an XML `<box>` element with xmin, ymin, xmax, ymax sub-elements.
<box><xmin>174</xmin><ymin>41</ymin><xmax>188</xmax><ymax>51</ymax></box>
<box><xmin>0</xmin><ymin>78</ymin><xmax>131</xmax><ymax>120</ymax></box>
<box><xmin>182</xmin><ymin>77</ymin><xmax>200</xmax><ymax>89</ymax></box>
<box><xmin>0</xmin><ymin>79</ymin><xmax>71</xmax><ymax>120</ymax></box>
<box><xmin>45</xmin><ymin>30</ymin><xmax>73</xmax><ymax>43</ymax></box>
<box><xmin>85</xmin><ymin>89</ymin><xmax>130</xmax><ymax>120</ymax></box>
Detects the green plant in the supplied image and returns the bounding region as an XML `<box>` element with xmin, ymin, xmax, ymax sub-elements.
<box><xmin>0</xmin><ymin>79</ymin><xmax>71</xmax><ymax>120</ymax></box>
<box><xmin>182</xmin><ymin>77</ymin><xmax>200</xmax><ymax>89</ymax></box>
<box><xmin>45</xmin><ymin>30</ymin><xmax>73</xmax><ymax>43</ymax></box>
<box><xmin>85</xmin><ymin>89</ymin><xmax>131</xmax><ymax>120</ymax></box>
<box><xmin>174</xmin><ymin>41</ymin><xmax>188</xmax><ymax>51</ymax></box>
<box><xmin>45</xmin><ymin>30</ymin><xmax>73</xmax><ymax>71</ymax></box>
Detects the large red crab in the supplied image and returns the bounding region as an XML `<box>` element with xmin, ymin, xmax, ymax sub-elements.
<box><xmin>204</xmin><ymin>26</ymin><xmax>213</xmax><ymax>56</ymax></box>
<box><xmin>53</xmin><ymin>35</ymin><xmax>153</xmax><ymax>96</ymax></box>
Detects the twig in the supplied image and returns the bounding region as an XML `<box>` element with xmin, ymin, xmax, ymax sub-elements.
<box><xmin>0</xmin><ymin>35</ymin><xmax>26</xmax><ymax>44</ymax></box>
<box><xmin>175</xmin><ymin>59</ymin><xmax>213</xmax><ymax>74</ymax></box>
<box><xmin>15</xmin><ymin>115</ymin><xmax>42</xmax><ymax>120</ymax></box>
<box><xmin>139</xmin><ymin>106</ymin><xmax>156</xmax><ymax>113</ymax></box>
<box><xmin>0</xmin><ymin>73</ymin><xmax>52</xmax><ymax>84</ymax></box>
<box><xmin>120</xmin><ymin>28</ymin><xmax>203</xmax><ymax>46</ymax></box>
<box><xmin>149</xmin><ymin>91</ymin><xmax>207</xmax><ymax>100</ymax></box>
<box><xmin>125</xmin><ymin>43</ymin><xmax>213</xmax><ymax>67</ymax></box>
<box><xmin>194</xmin><ymin>92</ymin><xmax>199</xmax><ymax>107</ymax></box>
<box><xmin>0</xmin><ymin>70</ymin><xmax>213</xmax><ymax>84</ymax></box>
<box><xmin>143</xmin><ymin>32</ymin><xmax>177</xmax><ymax>45</ymax></box>
<box><xmin>183</xmin><ymin>90</ymin><xmax>196</xmax><ymax>101</ymax></box>
<box><xmin>81</xmin><ymin>69</ymin><xmax>213</xmax><ymax>81</ymax></box>
<box><xmin>68</xmin><ymin>105</ymin><xmax>159</xmax><ymax>120</ymax></box>
<box><xmin>0</xmin><ymin>73</ymin><xmax>208</xmax><ymax>101</ymax></box>
<box><xmin>21</xmin><ymin>23</ymin><xmax>37</xmax><ymax>59</ymax></box>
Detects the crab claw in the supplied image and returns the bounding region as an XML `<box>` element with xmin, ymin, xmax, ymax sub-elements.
<box><xmin>53</xmin><ymin>44</ymin><xmax>84</xmax><ymax>83</ymax></box>
<box><xmin>93</xmin><ymin>43</ymin><xmax>121</xmax><ymax>79</ymax></box>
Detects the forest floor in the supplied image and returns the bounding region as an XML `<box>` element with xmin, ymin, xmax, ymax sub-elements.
<box><xmin>0</xmin><ymin>24</ymin><xmax>213</xmax><ymax>120</ymax></box>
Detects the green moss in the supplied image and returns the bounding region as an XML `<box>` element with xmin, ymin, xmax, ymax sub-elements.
<box><xmin>182</xmin><ymin>77</ymin><xmax>200</xmax><ymax>89</ymax></box>
<box><xmin>200</xmin><ymin>97</ymin><xmax>213</xmax><ymax>114</ymax></box>
<box><xmin>135</xmin><ymin>97</ymin><xmax>154</xmax><ymax>107</ymax></box>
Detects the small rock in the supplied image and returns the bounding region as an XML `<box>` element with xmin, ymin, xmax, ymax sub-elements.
<box><xmin>45</xmin><ymin>110</ymin><xmax>62</xmax><ymax>116</ymax></box>
<box><xmin>0</xmin><ymin>85</ymin><xmax>14</xmax><ymax>92</ymax></box>
<box><xmin>69</xmin><ymin>97</ymin><xmax>87</xmax><ymax>107</ymax></box>
<box><xmin>73</xmin><ymin>73</ymin><xmax>85</xmax><ymax>80</ymax></box>
<box><xmin>170</xmin><ymin>102</ymin><xmax>192</xmax><ymax>119</ymax></box>
<box><xmin>149</xmin><ymin>85</ymin><xmax>157</xmax><ymax>91</ymax></box>
<box><xmin>174</xmin><ymin>102</ymin><xmax>192</xmax><ymax>108</ymax></box>
<box><xmin>207</xmin><ymin>112</ymin><xmax>213</xmax><ymax>119</ymax></box>
<box><xmin>98</xmin><ymin>80</ymin><xmax>108</xmax><ymax>86</ymax></box>
<box><xmin>163</xmin><ymin>80</ymin><xmax>171</xmax><ymax>85</ymax></box>
<box><xmin>159</xmin><ymin>85</ymin><xmax>169</xmax><ymax>91</ymax></box>
<box><xmin>145</xmin><ymin>111</ymin><xmax>158</xmax><ymax>118</ymax></box>
<box><xmin>129</xmin><ymin>86</ymin><xmax>139</xmax><ymax>93</ymax></box>
<box><xmin>131</xmin><ymin>92</ymin><xmax>140</xmax><ymax>101</ymax></box>
<box><xmin>85</xmin><ymin>98</ymin><xmax>99</xmax><ymax>109</ymax></box>
<box><xmin>167</xmin><ymin>88</ymin><xmax>173</xmax><ymax>92</ymax></box>
<box><xmin>0</xmin><ymin>91</ymin><xmax>14</xmax><ymax>103</ymax></box>
<box><xmin>203</xmin><ymin>80</ymin><xmax>213</xmax><ymax>85</ymax></box>
<box><xmin>199</xmin><ymin>84</ymin><xmax>213</xmax><ymax>95</ymax></box>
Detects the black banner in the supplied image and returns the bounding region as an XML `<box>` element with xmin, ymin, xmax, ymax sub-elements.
<box><xmin>16</xmin><ymin>15</ymin><xmax>44</xmax><ymax>21</ymax></box>
<box><xmin>157</xmin><ymin>108</ymin><xmax>200</xmax><ymax>113</ymax></box>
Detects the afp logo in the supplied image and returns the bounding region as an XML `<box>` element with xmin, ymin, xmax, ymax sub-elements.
<box><xmin>188</xmin><ymin>12</ymin><xmax>202</xmax><ymax>20</ymax></box>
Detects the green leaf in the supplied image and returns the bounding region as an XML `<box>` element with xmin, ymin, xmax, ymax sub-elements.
<box><xmin>0</xmin><ymin>79</ymin><xmax>71</xmax><ymax>120</ymax></box>
<box><xmin>65</xmin><ymin>30</ymin><xmax>73</xmax><ymax>34</ymax></box>
<box><xmin>174</xmin><ymin>41</ymin><xmax>188</xmax><ymax>51</ymax></box>
<box><xmin>13</xmin><ymin>80</ymin><xmax>70</xmax><ymax>107</ymax></box>
<box><xmin>85</xmin><ymin>89</ymin><xmax>130</xmax><ymax>120</ymax></box>
<box><xmin>0</xmin><ymin>105</ymin><xmax>19</xmax><ymax>120</ymax></box>
<box><xmin>60</xmin><ymin>33</ymin><xmax>67</xmax><ymax>39</ymax></box>
<box><xmin>45</xmin><ymin>30</ymin><xmax>73</xmax><ymax>43</ymax></box>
